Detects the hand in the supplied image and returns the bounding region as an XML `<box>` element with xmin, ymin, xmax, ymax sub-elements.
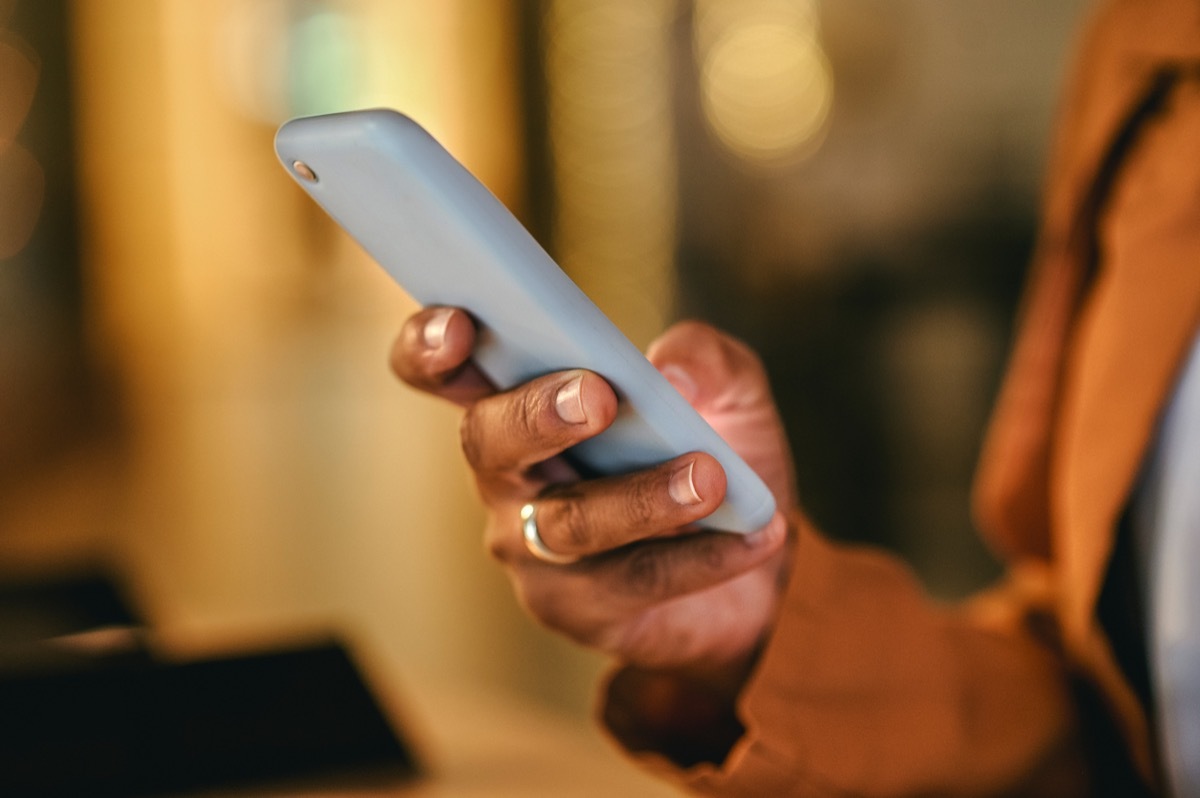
<box><xmin>391</xmin><ymin>308</ymin><xmax>795</xmax><ymax>685</ymax></box>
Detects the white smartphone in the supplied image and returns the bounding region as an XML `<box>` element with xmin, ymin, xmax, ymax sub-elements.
<box><xmin>274</xmin><ymin>109</ymin><xmax>775</xmax><ymax>533</ymax></box>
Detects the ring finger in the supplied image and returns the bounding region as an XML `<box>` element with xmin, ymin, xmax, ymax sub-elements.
<box><xmin>490</xmin><ymin>453</ymin><xmax>727</xmax><ymax>563</ymax></box>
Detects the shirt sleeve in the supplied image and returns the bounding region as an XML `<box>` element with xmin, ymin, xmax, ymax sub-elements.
<box><xmin>598</xmin><ymin>516</ymin><xmax>1089</xmax><ymax>797</ymax></box>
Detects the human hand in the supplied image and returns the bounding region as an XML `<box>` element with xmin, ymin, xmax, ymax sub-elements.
<box><xmin>391</xmin><ymin>308</ymin><xmax>795</xmax><ymax>685</ymax></box>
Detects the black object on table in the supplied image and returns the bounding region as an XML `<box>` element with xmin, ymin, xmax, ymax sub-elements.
<box><xmin>0</xmin><ymin>572</ymin><xmax>420</xmax><ymax>797</ymax></box>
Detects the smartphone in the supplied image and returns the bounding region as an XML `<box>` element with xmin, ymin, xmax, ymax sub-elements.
<box><xmin>274</xmin><ymin>109</ymin><xmax>775</xmax><ymax>533</ymax></box>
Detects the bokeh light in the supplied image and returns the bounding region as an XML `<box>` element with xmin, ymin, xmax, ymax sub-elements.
<box><xmin>218</xmin><ymin>0</ymin><xmax>366</xmax><ymax>125</ymax></box>
<box><xmin>695</xmin><ymin>0</ymin><xmax>833</xmax><ymax>165</ymax></box>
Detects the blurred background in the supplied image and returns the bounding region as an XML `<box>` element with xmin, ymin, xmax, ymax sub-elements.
<box><xmin>1</xmin><ymin>0</ymin><xmax>1090</xmax><ymax>724</ymax></box>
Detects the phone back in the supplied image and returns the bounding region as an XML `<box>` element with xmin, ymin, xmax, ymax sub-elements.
<box><xmin>275</xmin><ymin>110</ymin><xmax>775</xmax><ymax>533</ymax></box>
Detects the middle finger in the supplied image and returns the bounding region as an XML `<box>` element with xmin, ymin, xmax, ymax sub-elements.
<box><xmin>461</xmin><ymin>369</ymin><xmax>618</xmax><ymax>479</ymax></box>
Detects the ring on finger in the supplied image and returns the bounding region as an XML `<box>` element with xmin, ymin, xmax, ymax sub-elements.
<box><xmin>521</xmin><ymin>503</ymin><xmax>580</xmax><ymax>565</ymax></box>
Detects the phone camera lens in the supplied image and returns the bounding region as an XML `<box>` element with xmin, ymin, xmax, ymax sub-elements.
<box><xmin>292</xmin><ymin>160</ymin><xmax>318</xmax><ymax>182</ymax></box>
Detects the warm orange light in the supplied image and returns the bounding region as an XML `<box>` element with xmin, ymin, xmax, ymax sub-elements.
<box><xmin>695</xmin><ymin>0</ymin><xmax>833</xmax><ymax>166</ymax></box>
<box><xmin>0</xmin><ymin>140</ymin><xmax>43</xmax><ymax>259</ymax></box>
<box><xmin>0</xmin><ymin>31</ymin><xmax>41</xmax><ymax>259</ymax></box>
<box><xmin>543</xmin><ymin>0</ymin><xmax>678</xmax><ymax>346</ymax></box>
<box><xmin>0</xmin><ymin>36</ymin><xmax>38</xmax><ymax>145</ymax></box>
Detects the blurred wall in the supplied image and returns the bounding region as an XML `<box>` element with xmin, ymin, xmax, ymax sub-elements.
<box><xmin>669</xmin><ymin>0</ymin><xmax>1092</xmax><ymax>596</ymax></box>
<box><xmin>0</xmin><ymin>0</ymin><xmax>96</xmax><ymax>560</ymax></box>
<box><xmin>0</xmin><ymin>0</ymin><xmax>1094</xmax><ymax>723</ymax></box>
<box><xmin>62</xmin><ymin>0</ymin><xmax>608</xmax><ymax>713</ymax></box>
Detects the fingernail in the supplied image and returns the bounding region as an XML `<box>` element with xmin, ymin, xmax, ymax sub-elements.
<box><xmin>743</xmin><ymin>520</ymin><xmax>778</xmax><ymax>548</ymax></box>
<box><xmin>660</xmin><ymin>364</ymin><xmax>698</xmax><ymax>403</ymax></box>
<box><xmin>743</xmin><ymin>529</ymin><xmax>766</xmax><ymax>547</ymax></box>
<box><xmin>422</xmin><ymin>308</ymin><xmax>453</xmax><ymax>351</ymax></box>
<box><xmin>669</xmin><ymin>461</ymin><xmax>703</xmax><ymax>505</ymax></box>
<box><xmin>555</xmin><ymin>375</ymin><xmax>587</xmax><ymax>424</ymax></box>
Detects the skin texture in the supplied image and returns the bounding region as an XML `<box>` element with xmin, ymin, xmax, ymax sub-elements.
<box><xmin>390</xmin><ymin>307</ymin><xmax>795</xmax><ymax>688</ymax></box>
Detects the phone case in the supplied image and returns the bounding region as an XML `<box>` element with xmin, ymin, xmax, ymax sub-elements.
<box><xmin>274</xmin><ymin>110</ymin><xmax>775</xmax><ymax>533</ymax></box>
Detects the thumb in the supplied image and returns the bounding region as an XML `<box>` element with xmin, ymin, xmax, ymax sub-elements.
<box><xmin>646</xmin><ymin>321</ymin><xmax>773</xmax><ymax>414</ymax></box>
<box><xmin>647</xmin><ymin>321</ymin><xmax>797</xmax><ymax>509</ymax></box>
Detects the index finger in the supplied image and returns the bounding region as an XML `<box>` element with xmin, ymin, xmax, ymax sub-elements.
<box><xmin>390</xmin><ymin>306</ymin><xmax>494</xmax><ymax>406</ymax></box>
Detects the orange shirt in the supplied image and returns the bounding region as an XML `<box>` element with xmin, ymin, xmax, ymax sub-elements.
<box><xmin>603</xmin><ymin>1</ymin><xmax>1200</xmax><ymax>794</ymax></box>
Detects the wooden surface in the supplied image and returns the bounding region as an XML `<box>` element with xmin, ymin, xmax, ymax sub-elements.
<box><xmin>380</xmin><ymin>678</ymin><xmax>684</xmax><ymax>798</ymax></box>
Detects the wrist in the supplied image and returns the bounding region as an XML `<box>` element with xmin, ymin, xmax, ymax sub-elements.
<box><xmin>600</xmin><ymin>659</ymin><xmax>753</xmax><ymax>768</ymax></box>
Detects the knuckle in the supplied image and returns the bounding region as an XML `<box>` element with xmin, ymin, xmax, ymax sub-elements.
<box><xmin>483</xmin><ymin>518</ymin><xmax>513</xmax><ymax>564</ymax></box>
<box><xmin>720</xmin><ymin>333</ymin><xmax>768</xmax><ymax>381</ymax></box>
<box><xmin>556</xmin><ymin>498</ymin><xmax>591</xmax><ymax>551</ymax></box>
<box><xmin>531</xmin><ymin>593</ymin><xmax>605</xmax><ymax>646</ymax></box>
<box><xmin>714</xmin><ymin>333</ymin><xmax>757</xmax><ymax>374</ymax></box>
<box><xmin>516</xmin><ymin>581</ymin><xmax>564</xmax><ymax>629</ymax></box>
<box><xmin>626</xmin><ymin>475</ymin><xmax>662</xmax><ymax>528</ymax></box>
<box><xmin>458</xmin><ymin>411</ymin><xmax>484</xmax><ymax>469</ymax></box>
<box><xmin>679</xmin><ymin>319</ymin><xmax>760</xmax><ymax>376</ymax></box>
<box><xmin>623</xmin><ymin>546</ymin><xmax>671</xmax><ymax>598</ymax></box>
<box><xmin>695</xmin><ymin>535</ymin><xmax>727</xmax><ymax>572</ymax></box>
<box><xmin>617</xmin><ymin>535</ymin><xmax>732</xmax><ymax>602</ymax></box>
<box><xmin>514</xmin><ymin>389</ymin><xmax>547</xmax><ymax>445</ymax></box>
